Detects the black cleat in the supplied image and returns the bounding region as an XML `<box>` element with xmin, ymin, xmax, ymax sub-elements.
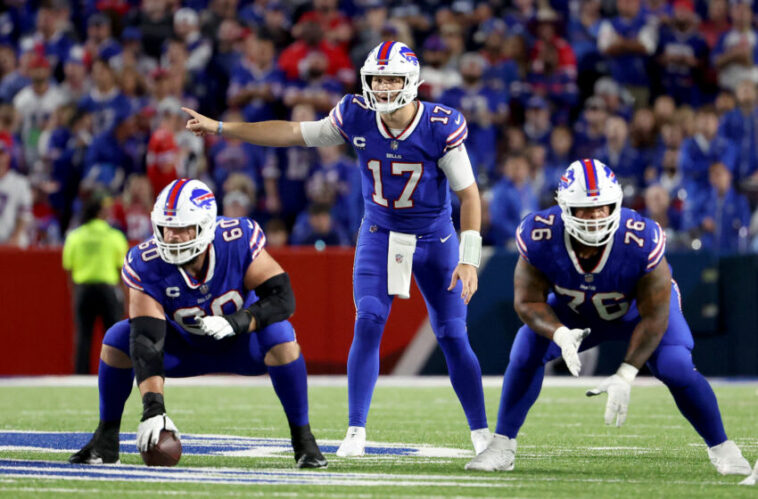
<box><xmin>69</xmin><ymin>420</ymin><xmax>121</xmax><ymax>464</ymax></box>
<box><xmin>290</xmin><ymin>423</ymin><xmax>328</xmax><ymax>469</ymax></box>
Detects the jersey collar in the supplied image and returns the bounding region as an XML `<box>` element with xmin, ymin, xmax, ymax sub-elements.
<box><xmin>178</xmin><ymin>244</ymin><xmax>216</xmax><ymax>289</ymax></box>
<box><xmin>376</xmin><ymin>101</ymin><xmax>424</xmax><ymax>141</ymax></box>
<box><xmin>563</xmin><ymin>228</ymin><xmax>614</xmax><ymax>275</ymax></box>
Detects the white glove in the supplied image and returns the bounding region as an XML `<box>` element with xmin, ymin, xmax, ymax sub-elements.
<box><xmin>552</xmin><ymin>326</ymin><xmax>590</xmax><ymax>377</ymax></box>
<box><xmin>198</xmin><ymin>315</ymin><xmax>235</xmax><ymax>340</ymax></box>
<box><xmin>137</xmin><ymin>414</ymin><xmax>180</xmax><ymax>452</ymax></box>
<box><xmin>586</xmin><ymin>362</ymin><xmax>639</xmax><ymax>427</ymax></box>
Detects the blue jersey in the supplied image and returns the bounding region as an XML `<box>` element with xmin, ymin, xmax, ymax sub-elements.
<box><xmin>515</xmin><ymin>206</ymin><xmax>666</xmax><ymax>325</ymax></box>
<box><xmin>329</xmin><ymin>95</ymin><xmax>468</xmax><ymax>233</ymax></box>
<box><xmin>121</xmin><ymin>216</ymin><xmax>266</xmax><ymax>341</ymax></box>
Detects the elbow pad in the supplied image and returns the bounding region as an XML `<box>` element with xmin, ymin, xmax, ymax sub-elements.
<box><xmin>236</xmin><ymin>272</ymin><xmax>295</xmax><ymax>332</ymax></box>
<box><xmin>129</xmin><ymin>316</ymin><xmax>166</xmax><ymax>384</ymax></box>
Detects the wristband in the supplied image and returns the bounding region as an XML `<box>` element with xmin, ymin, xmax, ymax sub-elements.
<box><xmin>552</xmin><ymin>326</ymin><xmax>570</xmax><ymax>347</ymax></box>
<box><xmin>141</xmin><ymin>392</ymin><xmax>166</xmax><ymax>421</ymax></box>
<box><xmin>459</xmin><ymin>230</ymin><xmax>482</xmax><ymax>268</ymax></box>
<box><xmin>217</xmin><ymin>120</ymin><xmax>223</xmax><ymax>135</ymax></box>
<box><xmin>616</xmin><ymin>362</ymin><xmax>639</xmax><ymax>383</ymax></box>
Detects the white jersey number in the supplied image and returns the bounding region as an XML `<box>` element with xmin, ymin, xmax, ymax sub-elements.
<box><xmin>554</xmin><ymin>286</ymin><xmax>630</xmax><ymax>321</ymax></box>
<box><xmin>367</xmin><ymin>160</ymin><xmax>423</xmax><ymax>209</ymax></box>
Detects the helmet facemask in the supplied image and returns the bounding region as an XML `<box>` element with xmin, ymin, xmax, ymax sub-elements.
<box><xmin>559</xmin><ymin>200</ymin><xmax>622</xmax><ymax>247</ymax></box>
<box><xmin>151</xmin><ymin>218</ymin><xmax>215</xmax><ymax>265</ymax></box>
<box><xmin>361</xmin><ymin>72</ymin><xmax>419</xmax><ymax>114</ymax></box>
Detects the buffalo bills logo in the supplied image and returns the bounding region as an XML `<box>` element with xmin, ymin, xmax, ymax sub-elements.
<box><xmin>604</xmin><ymin>165</ymin><xmax>618</xmax><ymax>184</ymax></box>
<box><xmin>190</xmin><ymin>188</ymin><xmax>215</xmax><ymax>209</ymax></box>
<box><xmin>559</xmin><ymin>169</ymin><xmax>575</xmax><ymax>190</ymax></box>
<box><xmin>399</xmin><ymin>46</ymin><xmax>419</xmax><ymax>66</ymax></box>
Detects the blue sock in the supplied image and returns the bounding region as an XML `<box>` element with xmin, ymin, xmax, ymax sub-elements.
<box><xmin>268</xmin><ymin>354</ymin><xmax>309</xmax><ymax>427</ymax></box>
<box><xmin>98</xmin><ymin>359</ymin><xmax>135</xmax><ymax>423</ymax></box>
<box><xmin>437</xmin><ymin>334</ymin><xmax>487</xmax><ymax>430</ymax></box>
<box><xmin>495</xmin><ymin>363</ymin><xmax>545</xmax><ymax>438</ymax></box>
<box><xmin>648</xmin><ymin>345</ymin><xmax>727</xmax><ymax>447</ymax></box>
<box><xmin>346</xmin><ymin>316</ymin><xmax>384</xmax><ymax>427</ymax></box>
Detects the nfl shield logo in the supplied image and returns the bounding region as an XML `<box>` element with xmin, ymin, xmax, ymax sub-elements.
<box><xmin>391</xmin><ymin>140</ymin><xmax>399</xmax><ymax>150</ymax></box>
<box><xmin>200</xmin><ymin>284</ymin><xmax>209</xmax><ymax>294</ymax></box>
<box><xmin>395</xmin><ymin>254</ymin><xmax>403</xmax><ymax>263</ymax></box>
<box><xmin>585</xmin><ymin>274</ymin><xmax>594</xmax><ymax>283</ymax></box>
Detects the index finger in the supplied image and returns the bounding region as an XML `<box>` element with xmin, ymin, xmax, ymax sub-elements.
<box><xmin>181</xmin><ymin>107</ymin><xmax>201</xmax><ymax>119</ymax></box>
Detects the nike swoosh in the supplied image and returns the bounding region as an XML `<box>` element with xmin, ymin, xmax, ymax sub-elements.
<box><xmin>440</xmin><ymin>234</ymin><xmax>452</xmax><ymax>243</ymax></box>
<box><xmin>455</xmin><ymin>116</ymin><xmax>461</xmax><ymax>125</ymax></box>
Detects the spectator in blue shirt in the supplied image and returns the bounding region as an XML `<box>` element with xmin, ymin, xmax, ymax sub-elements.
<box><xmin>718</xmin><ymin>79</ymin><xmax>758</xmax><ymax>184</ymax></box>
<box><xmin>290</xmin><ymin>202</ymin><xmax>351</xmax><ymax>247</ymax></box>
<box><xmin>595</xmin><ymin>115</ymin><xmax>645</xmax><ymax>203</ymax></box>
<box><xmin>0</xmin><ymin>43</ymin><xmax>30</xmax><ymax>103</ymax></box>
<box><xmin>679</xmin><ymin>106</ymin><xmax>737</xmax><ymax>203</ymax></box>
<box><xmin>78</xmin><ymin>59</ymin><xmax>131</xmax><ymax>135</ymax></box>
<box><xmin>567</xmin><ymin>0</ymin><xmax>603</xmax><ymax>73</ymax></box>
<box><xmin>642</xmin><ymin>183</ymin><xmax>686</xmax><ymax>250</ymax></box>
<box><xmin>543</xmin><ymin>126</ymin><xmax>574</xmax><ymax>206</ymax></box>
<box><xmin>573</xmin><ymin>96</ymin><xmax>608</xmax><ymax>158</ymax></box>
<box><xmin>82</xmin><ymin>113</ymin><xmax>140</xmax><ymax>194</ymax></box>
<box><xmin>523</xmin><ymin>96</ymin><xmax>552</xmax><ymax>146</ymax></box>
<box><xmin>711</xmin><ymin>0</ymin><xmax>758</xmax><ymax>92</ymax></box>
<box><xmin>684</xmin><ymin>162</ymin><xmax>750</xmax><ymax>254</ymax></box>
<box><xmin>487</xmin><ymin>154</ymin><xmax>538</xmax><ymax>248</ymax></box>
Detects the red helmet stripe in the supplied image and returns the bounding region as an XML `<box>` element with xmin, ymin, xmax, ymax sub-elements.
<box><xmin>164</xmin><ymin>178</ymin><xmax>189</xmax><ymax>214</ymax></box>
<box><xmin>582</xmin><ymin>158</ymin><xmax>599</xmax><ymax>197</ymax></box>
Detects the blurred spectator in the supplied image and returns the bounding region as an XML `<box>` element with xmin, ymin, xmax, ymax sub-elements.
<box><xmin>714</xmin><ymin>89</ymin><xmax>737</xmax><ymax>116</ymax></box>
<box><xmin>145</xmin><ymin>127</ymin><xmax>179</xmax><ymax>195</ymax></box>
<box><xmin>173</xmin><ymin>8</ymin><xmax>212</xmax><ymax>74</ymax></box>
<box><xmin>478</xmin><ymin>20</ymin><xmax>520</xmax><ymax>95</ymax></box>
<box><xmin>595</xmin><ymin>116</ymin><xmax>645</xmax><ymax>203</ymax></box>
<box><xmin>126</xmin><ymin>0</ymin><xmax>174</xmax><ymax>60</ymax></box>
<box><xmin>700</xmin><ymin>0</ymin><xmax>731</xmax><ymax>50</ymax></box>
<box><xmin>649</xmin><ymin>121</ymin><xmax>686</xmax><ymax>199</ymax></box>
<box><xmin>718</xmin><ymin>79</ymin><xmax>758</xmax><ymax>184</ymax></box>
<box><xmin>13</xmin><ymin>54</ymin><xmax>66</xmax><ymax>172</ymax></box>
<box><xmin>296</xmin><ymin>0</ymin><xmax>353</xmax><ymax>49</ymax></box>
<box><xmin>78</xmin><ymin>58</ymin><xmax>130</xmax><ymax>135</ymax></box>
<box><xmin>629</xmin><ymin>107</ymin><xmax>658</xmax><ymax>168</ymax></box>
<box><xmin>83</xmin><ymin>12</ymin><xmax>121</xmax><ymax>62</ymax></box>
<box><xmin>278</xmin><ymin>20</ymin><xmax>354</xmax><ymax>88</ymax></box>
<box><xmin>222</xmin><ymin>171</ymin><xmax>271</xmax><ymax>224</ymax></box>
<box><xmin>62</xmin><ymin>192</ymin><xmax>127</xmax><ymax>374</ymax></box>
<box><xmin>111</xmin><ymin>174</ymin><xmax>154</xmax><ymax>245</ymax></box>
<box><xmin>543</xmin><ymin>126</ymin><xmax>574</xmax><ymax>206</ymax></box>
<box><xmin>573</xmin><ymin>96</ymin><xmax>608</xmax><ymax>158</ymax></box>
<box><xmin>419</xmin><ymin>36</ymin><xmax>462</xmax><ymax>101</ymax></box>
<box><xmin>290</xmin><ymin>202</ymin><xmax>351</xmax><ymax>247</ymax></box>
<box><xmin>684</xmin><ymin>162</ymin><xmax>749</xmax><ymax>254</ymax></box>
<box><xmin>652</xmin><ymin>94</ymin><xmax>677</xmax><ymax>123</ymax></box>
<box><xmin>487</xmin><ymin>155</ymin><xmax>538</xmax><ymax>247</ymax></box>
<box><xmin>82</xmin><ymin>113</ymin><xmax>140</xmax><ymax>194</ymax></box>
<box><xmin>256</xmin><ymin>3</ymin><xmax>294</xmax><ymax>52</ymax></box>
<box><xmin>439</xmin><ymin>23</ymin><xmax>466</xmax><ymax>69</ymax></box>
<box><xmin>60</xmin><ymin>46</ymin><xmax>90</xmax><ymax>105</ymax></box>
<box><xmin>0</xmin><ymin>42</ymin><xmax>30</xmax><ymax>103</ymax></box>
<box><xmin>0</xmin><ymin>133</ymin><xmax>32</xmax><ymax>247</ymax></box>
<box><xmin>440</xmin><ymin>52</ymin><xmax>508</xmax><ymax>185</ymax></box>
<box><xmin>21</xmin><ymin>0</ymin><xmax>75</xmax><ymax>73</ymax></box>
<box><xmin>655</xmin><ymin>0</ymin><xmax>709</xmax><ymax>106</ymax></box>
<box><xmin>227</xmin><ymin>30</ymin><xmax>284</xmax><ymax>123</ymax></box>
<box><xmin>642</xmin><ymin>183</ymin><xmax>685</xmax><ymax>248</ymax></box>
<box><xmin>597</xmin><ymin>0</ymin><xmax>659</xmax><ymax>106</ymax></box>
<box><xmin>679</xmin><ymin>106</ymin><xmax>737</xmax><ymax>202</ymax></box>
<box><xmin>594</xmin><ymin>77</ymin><xmax>634</xmax><ymax>121</ymax></box>
<box><xmin>503</xmin><ymin>0</ymin><xmax>537</xmax><ymax>41</ymax></box>
<box><xmin>119</xmin><ymin>66</ymin><xmax>149</xmax><ymax>115</ymax></box>
<box><xmin>567</xmin><ymin>0</ymin><xmax>603</xmax><ymax>75</ymax></box>
<box><xmin>31</xmin><ymin>182</ymin><xmax>62</xmax><ymax>246</ymax></box>
<box><xmin>674</xmin><ymin>105</ymin><xmax>696</xmax><ymax>137</ymax></box>
<box><xmin>711</xmin><ymin>0</ymin><xmax>758</xmax><ymax>92</ymax></box>
<box><xmin>200</xmin><ymin>0</ymin><xmax>239</xmax><ymax>41</ymax></box>
<box><xmin>643</xmin><ymin>0</ymin><xmax>673</xmax><ymax>24</ymax></box>
<box><xmin>109</xmin><ymin>26</ymin><xmax>157</xmax><ymax>76</ymax></box>
<box><xmin>349</xmin><ymin>1</ymin><xmax>387</xmax><ymax>68</ymax></box>
<box><xmin>264</xmin><ymin>217</ymin><xmax>289</xmax><ymax>248</ymax></box>
<box><xmin>281</xmin><ymin>50</ymin><xmax>343</xmax><ymax>116</ymax></box>
<box><xmin>523</xmin><ymin>96</ymin><xmax>552</xmax><ymax>145</ymax></box>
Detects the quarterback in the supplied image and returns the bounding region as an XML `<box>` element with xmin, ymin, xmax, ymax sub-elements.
<box><xmin>466</xmin><ymin>159</ymin><xmax>752</xmax><ymax>475</ymax></box>
<box><xmin>184</xmin><ymin>41</ymin><xmax>491</xmax><ymax>456</ymax></box>
<box><xmin>70</xmin><ymin>179</ymin><xmax>327</xmax><ymax>468</ymax></box>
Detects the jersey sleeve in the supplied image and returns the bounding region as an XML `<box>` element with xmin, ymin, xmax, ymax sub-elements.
<box><xmin>642</xmin><ymin>220</ymin><xmax>666</xmax><ymax>274</ymax></box>
<box><xmin>120</xmin><ymin>240</ymin><xmax>166</xmax><ymax>304</ymax></box>
<box><xmin>245</xmin><ymin>218</ymin><xmax>267</xmax><ymax>263</ymax></box>
<box><xmin>440</xmin><ymin>107</ymin><xmax>468</xmax><ymax>154</ymax></box>
<box><xmin>327</xmin><ymin>94</ymin><xmax>353</xmax><ymax>141</ymax></box>
<box><xmin>514</xmin><ymin>210</ymin><xmax>557</xmax><ymax>270</ymax></box>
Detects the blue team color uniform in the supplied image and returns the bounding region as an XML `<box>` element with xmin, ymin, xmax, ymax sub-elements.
<box><xmin>108</xmin><ymin>216</ymin><xmax>294</xmax><ymax>376</ymax></box>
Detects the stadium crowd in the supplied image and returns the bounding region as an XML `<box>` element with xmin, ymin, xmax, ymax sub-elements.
<box><xmin>3</xmin><ymin>0</ymin><xmax>758</xmax><ymax>254</ymax></box>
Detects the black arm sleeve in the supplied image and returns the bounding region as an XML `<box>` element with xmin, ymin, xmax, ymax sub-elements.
<box><xmin>129</xmin><ymin>316</ymin><xmax>166</xmax><ymax>384</ymax></box>
<box><xmin>224</xmin><ymin>272</ymin><xmax>295</xmax><ymax>334</ymax></box>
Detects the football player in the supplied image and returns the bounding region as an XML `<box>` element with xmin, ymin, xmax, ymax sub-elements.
<box><xmin>466</xmin><ymin>159</ymin><xmax>752</xmax><ymax>475</ymax></box>
<box><xmin>69</xmin><ymin>179</ymin><xmax>327</xmax><ymax>469</ymax></box>
<box><xmin>183</xmin><ymin>41</ymin><xmax>491</xmax><ymax>457</ymax></box>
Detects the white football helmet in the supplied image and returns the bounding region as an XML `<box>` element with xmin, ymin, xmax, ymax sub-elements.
<box><xmin>150</xmin><ymin>178</ymin><xmax>217</xmax><ymax>264</ymax></box>
<box><xmin>556</xmin><ymin>159</ymin><xmax>623</xmax><ymax>247</ymax></box>
<box><xmin>360</xmin><ymin>41</ymin><xmax>422</xmax><ymax>113</ymax></box>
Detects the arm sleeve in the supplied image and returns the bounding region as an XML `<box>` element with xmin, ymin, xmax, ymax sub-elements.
<box><xmin>597</xmin><ymin>20</ymin><xmax>615</xmax><ymax>52</ymax></box>
<box><xmin>437</xmin><ymin>144</ymin><xmax>476</xmax><ymax>191</ymax></box>
<box><xmin>300</xmin><ymin>118</ymin><xmax>346</xmax><ymax>147</ymax></box>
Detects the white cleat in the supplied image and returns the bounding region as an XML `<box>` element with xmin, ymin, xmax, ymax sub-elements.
<box><xmin>707</xmin><ymin>440</ymin><xmax>752</xmax><ymax>476</ymax></box>
<box><xmin>336</xmin><ymin>426</ymin><xmax>366</xmax><ymax>457</ymax></box>
<box><xmin>471</xmin><ymin>428</ymin><xmax>492</xmax><ymax>455</ymax></box>
<box><xmin>464</xmin><ymin>434</ymin><xmax>516</xmax><ymax>471</ymax></box>
<box><xmin>739</xmin><ymin>460</ymin><xmax>758</xmax><ymax>485</ymax></box>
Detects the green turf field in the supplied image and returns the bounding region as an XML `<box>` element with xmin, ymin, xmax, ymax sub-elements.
<box><xmin>0</xmin><ymin>377</ymin><xmax>755</xmax><ymax>498</ymax></box>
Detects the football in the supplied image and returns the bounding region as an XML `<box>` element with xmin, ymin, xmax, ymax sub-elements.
<box><xmin>140</xmin><ymin>430</ymin><xmax>182</xmax><ymax>467</ymax></box>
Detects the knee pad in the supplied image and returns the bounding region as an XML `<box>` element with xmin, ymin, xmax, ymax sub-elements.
<box><xmin>258</xmin><ymin>320</ymin><xmax>297</xmax><ymax>356</ymax></box>
<box><xmin>355</xmin><ymin>296</ymin><xmax>389</xmax><ymax>324</ymax></box>
<box><xmin>433</xmin><ymin>318</ymin><xmax>467</xmax><ymax>340</ymax></box>
<box><xmin>650</xmin><ymin>346</ymin><xmax>697</xmax><ymax>388</ymax></box>
<box><xmin>103</xmin><ymin>320</ymin><xmax>131</xmax><ymax>355</ymax></box>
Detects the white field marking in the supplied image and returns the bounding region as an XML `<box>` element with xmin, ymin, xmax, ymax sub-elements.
<box><xmin>0</xmin><ymin>486</ymin><xmax>313</xmax><ymax>497</ymax></box>
<box><xmin>6</xmin><ymin>375</ymin><xmax>755</xmax><ymax>388</ymax></box>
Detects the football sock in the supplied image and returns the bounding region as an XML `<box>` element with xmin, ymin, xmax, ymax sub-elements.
<box><xmin>437</xmin><ymin>335</ymin><xmax>488</xmax><ymax>430</ymax></box>
<box><xmin>495</xmin><ymin>363</ymin><xmax>545</xmax><ymax>438</ymax></box>
<box><xmin>98</xmin><ymin>359</ymin><xmax>135</xmax><ymax>423</ymax></box>
<box><xmin>346</xmin><ymin>315</ymin><xmax>384</xmax><ymax>427</ymax></box>
<box><xmin>648</xmin><ymin>345</ymin><xmax>727</xmax><ymax>447</ymax></box>
<box><xmin>268</xmin><ymin>354</ymin><xmax>309</xmax><ymax>427</ymax></box>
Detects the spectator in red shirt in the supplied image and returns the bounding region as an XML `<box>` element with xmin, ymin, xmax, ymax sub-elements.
<box><xmin>278</xmin><ymin>20</ymin><xmax>354</xmax><ymax>88</ymax></box>
<box><xmin>111</xmin><ymin>173</ymin><xmax>154</xmax><ymax>245</ymax></box>
<box><xmin>295</xmin><ymin>0</ymin><xmax>353</xmax><ymax>49</ymax></box>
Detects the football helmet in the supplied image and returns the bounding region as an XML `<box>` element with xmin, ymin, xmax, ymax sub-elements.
<box><xmin>556</xmin><ymin>159</ymin><xmax>622</xmax><ymax>247</ymax></box>
<box><xmin>360</xmin><ymin>41</ymin><xmax>422</xmax><ymax>113</ymax></box>
<box><xmin>151</xmin><ymin>178</ymin><xmax>217</xmax><ymax>264</ymax></box>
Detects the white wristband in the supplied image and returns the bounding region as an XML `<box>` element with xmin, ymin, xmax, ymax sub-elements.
<box><xmin>552</xmin><ymin>326</ymin><xmax>570</xmax><ymax>347</ymax></box>
<box><xmin>616</xmin><ymin>362</ymin><xmax>639</xmax><ymax>383</ymax></box>
<box><xmin>459</xmin><ymin>230</ymin><xmax>482</xmax><ymax>268</ymax></box>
